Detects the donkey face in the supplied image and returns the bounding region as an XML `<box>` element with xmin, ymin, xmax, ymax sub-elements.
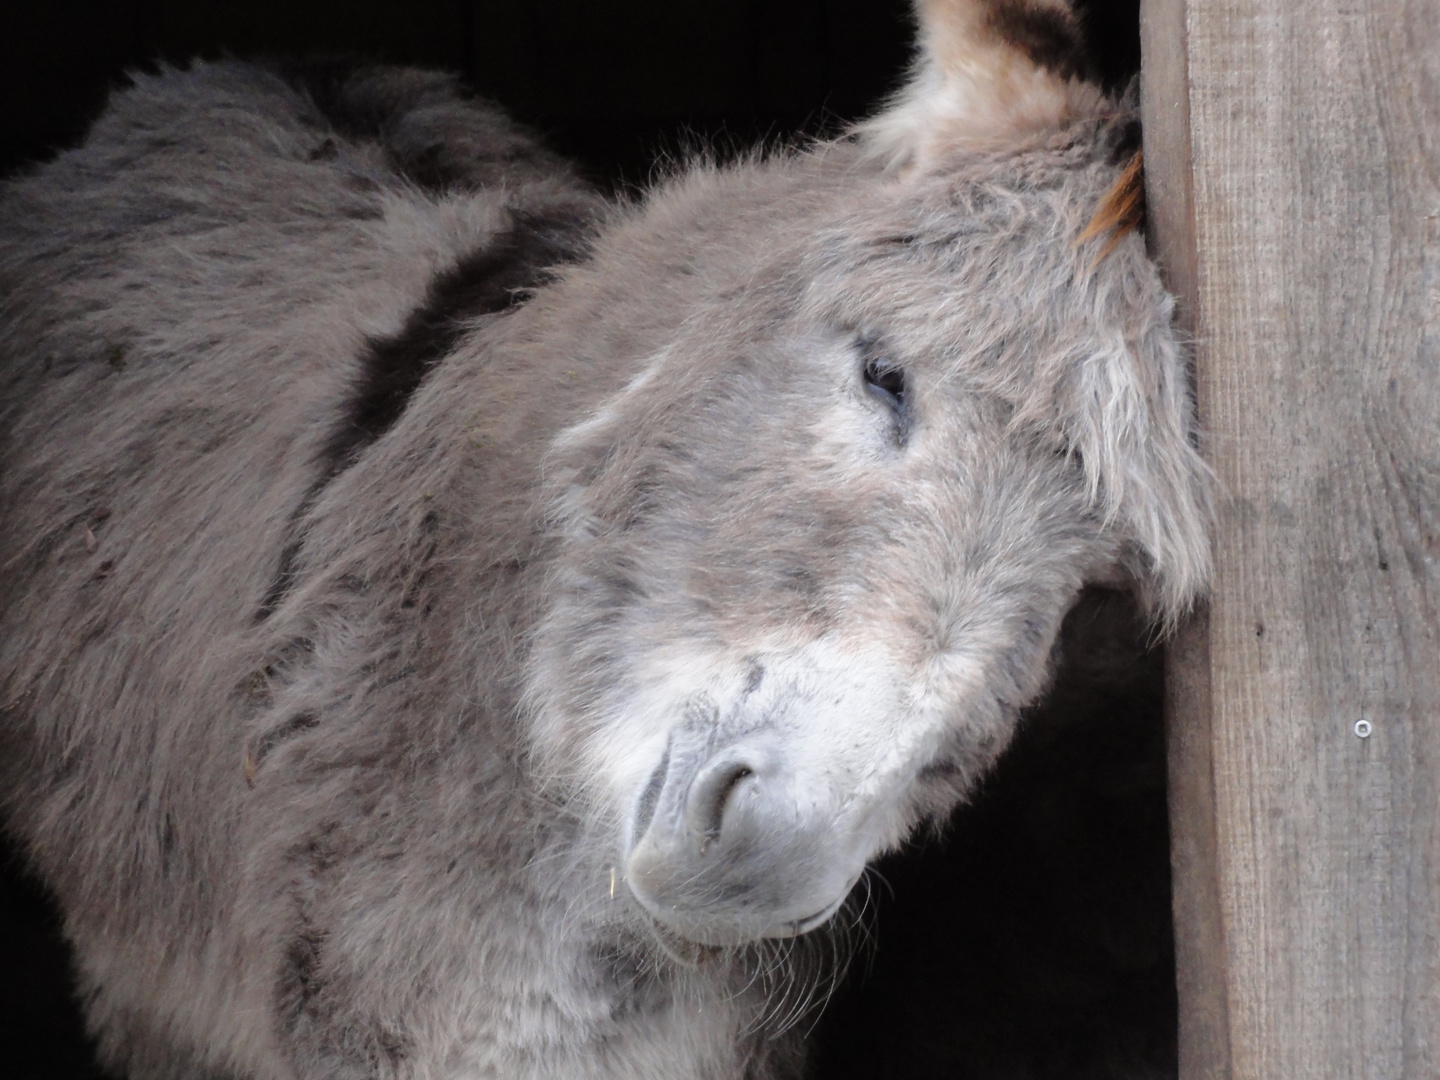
<box><xmin>528</xmin><ymin>0</ymin><xmax>1210</xmax><ymax>948</ymax></box>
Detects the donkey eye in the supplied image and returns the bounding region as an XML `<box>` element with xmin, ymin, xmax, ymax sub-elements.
<box><xmin>863</xmin><ymin>356</ymin><xmax>907</xmax><ymax>410</ymax></box>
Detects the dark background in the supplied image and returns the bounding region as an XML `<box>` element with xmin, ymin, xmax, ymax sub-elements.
<box><xmin>1</xmin><ymin>4</ymin><xmax>1170</xmax><ymax>1079</ymax></box>
<box><xmin>1</xmin><ymin>0</ymin><xmax>919</xmax><ymax>182</ymax></box>
<box><xmin>0</xmin><ymin>0</ymin><xmax>1142</xmax><ymax>181</ymax></box>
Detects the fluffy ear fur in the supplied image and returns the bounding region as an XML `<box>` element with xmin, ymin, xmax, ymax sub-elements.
<box><xmin>1075</xmin><ymin>149</ymin><xmax>1211</xmax><ymax>622</ymax></box>
<box><xmin>1045</xmin><ymin>288</ymin><xmax>1214</xmax><ymax>626</ymax></box>
<box><xmin>860</xmin><ymin>0</ymin><xmax>1106</xmax><ymax>170</ymax></box>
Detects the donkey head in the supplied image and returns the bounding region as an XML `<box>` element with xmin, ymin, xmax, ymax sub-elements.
<box><xmin>527</xmin><ymin>0</ymin><xmax>1210</xmax><ymax>948</ymax></box>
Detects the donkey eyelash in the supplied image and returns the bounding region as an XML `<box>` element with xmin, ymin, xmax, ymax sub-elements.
<box><xmin>861</xmin><ymin>350</ymin><xmax>912</xmax><ymax>444</ymax></box>
<box><xmin>863</xmin><ymin>356</ymin><xmax>907</xmax><ymax>406</ymax></box>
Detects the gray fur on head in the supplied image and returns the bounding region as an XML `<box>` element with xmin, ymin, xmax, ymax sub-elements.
<box><xmin>0</xmin><ymin>4</ymin><xmax>1209</xmax><ymax>1078</ymax></box>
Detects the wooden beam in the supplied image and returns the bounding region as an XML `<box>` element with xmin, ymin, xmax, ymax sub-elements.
<box><xmin>1140</xmin><ymin>6</ymin><xmax>1234</xmax><ymax>1077</ymax></box>
<box><xmin>1142</xmin><ymin>0</ymin><xmax>1440</xmax><ymax>1074</ymax></box>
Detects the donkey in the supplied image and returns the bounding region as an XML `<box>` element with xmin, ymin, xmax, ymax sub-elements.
<box><xmin>0</xmin><ymin>1</ymin><xmax>1210</xmax><ymax>1077</ymax></box>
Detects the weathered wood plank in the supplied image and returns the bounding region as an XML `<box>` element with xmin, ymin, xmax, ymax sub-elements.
<box><xmin>1140</xmin><ymin>5</ymin><xmax>1235</xmax><ymax>1078</ymax></box>
<box><xmin>1142</xmin><ymin>0</ymin><xmax>1440</xmax><ymax>1075</ymax></box>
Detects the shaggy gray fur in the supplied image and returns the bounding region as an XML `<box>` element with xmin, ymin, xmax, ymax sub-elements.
<box><xmin>0</xmin><ymin>24</ymin><xmax>1208</xmax><ymax>1080</ymax></box>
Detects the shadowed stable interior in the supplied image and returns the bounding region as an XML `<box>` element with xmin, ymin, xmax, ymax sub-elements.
<box><xmin>0</xmin><ymin>2</ymin><xmax>1174</xmax><ymax>1078</ymax></box>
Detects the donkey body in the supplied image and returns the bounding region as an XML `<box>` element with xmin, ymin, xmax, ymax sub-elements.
<box><xmin>0</xmin><ymin>3</ymin><xmax>1209</xmax><ymax>1078</ymax></box>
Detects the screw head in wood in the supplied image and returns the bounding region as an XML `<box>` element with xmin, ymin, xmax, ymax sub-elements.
<box><xmin>1354</xmin><ymin>719</ymin><xmax>1373</xmax><ymax>739</ymax></box>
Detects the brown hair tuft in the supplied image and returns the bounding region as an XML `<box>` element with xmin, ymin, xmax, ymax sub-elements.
<box><xmin>1080</xmin><ymin>150</ymin><xmax>1145</xmax><ymax>262</ymax></box>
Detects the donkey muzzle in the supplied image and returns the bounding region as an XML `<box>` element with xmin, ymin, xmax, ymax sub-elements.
<box><xmin>623</xmin><ymin>732</ymin><xmax>866</xmax><ymax>945</ymax></box>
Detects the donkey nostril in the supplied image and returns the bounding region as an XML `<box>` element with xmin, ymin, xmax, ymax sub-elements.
<box><xmin>708</xmin><ymin>766</ymin><xmax>754</xmax><ymax>838</ymax></box>
<box><xmin>690</xmin><ymin>761</ymin><xmax>755</xmax><ymax>854</ymax></box>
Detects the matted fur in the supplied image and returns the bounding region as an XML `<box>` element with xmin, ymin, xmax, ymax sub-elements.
<box><xmin>0</xmin><ymin>6</ymin><xmax>1209</xmax><ymax>1080</ymax></box>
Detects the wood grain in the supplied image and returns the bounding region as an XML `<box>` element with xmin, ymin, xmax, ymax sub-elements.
<box><xmin>1141</xmin><ymin>6</ymin><xmax>1236</xmax><ymax>1077</ymax></box>
<box><xmin>1142</xmin><ymin>0</ymin><xmax>1440</xmax><ymax>1075</ymax></box>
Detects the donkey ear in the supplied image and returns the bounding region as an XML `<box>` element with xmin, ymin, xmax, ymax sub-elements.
<box><xmin>1059</xmin><ymin>299</ymin><xmax>1214</xmax><ymax>625</ymax></box>
<box><xmin>860</xmin><ymin>0</ymin><xmax>1104</xmax><ymax>171</ymax></box>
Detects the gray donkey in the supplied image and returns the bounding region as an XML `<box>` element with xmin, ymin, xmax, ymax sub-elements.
<box><xmin>0</xmin><ymin>1</ymin><xmax>1210</xmax><ymax>1077</ymax></box>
